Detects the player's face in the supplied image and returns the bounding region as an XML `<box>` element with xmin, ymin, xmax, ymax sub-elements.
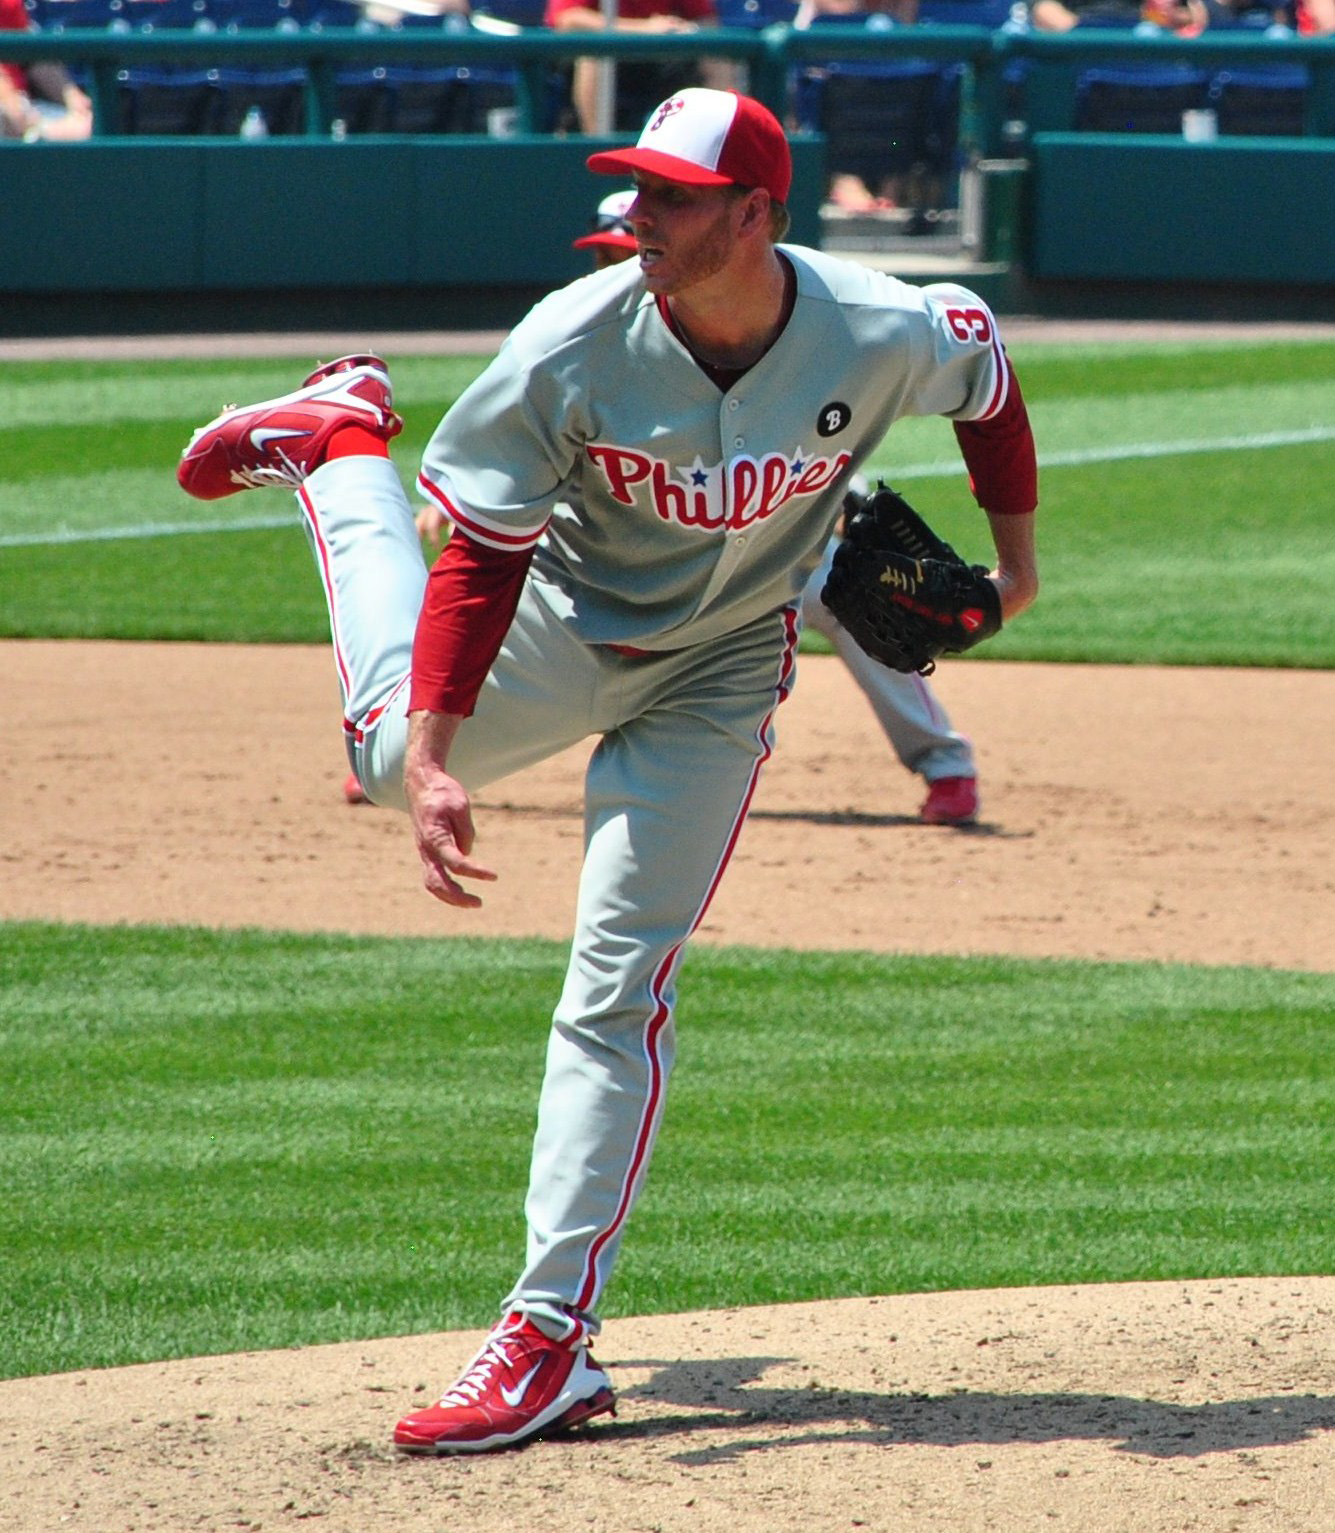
<box><xmin>627</xmin><ymin>176</ymin><xmax>745</xmax><ymax>297</ymax></box>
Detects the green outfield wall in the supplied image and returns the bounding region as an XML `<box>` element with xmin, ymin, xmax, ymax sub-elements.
<box><xmin>1029</xmin><ymin>134</ymin><xmax>1335</xmax><ymax>286</ymax></box>
<box><xmin>1</xmin><ymin>25</ymin><xmax>1332</xmax><ymax>330</ymax></box>
<box><xmin>0</xmin><ymin>135</ymin><xmax>826</xmax><ymax>294</ymax></box>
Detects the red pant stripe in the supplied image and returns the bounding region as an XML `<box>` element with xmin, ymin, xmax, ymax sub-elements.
<box><xmin>574</xmin><ymin>605</ymin><xmax>801</xmax><ymax>1311</ymax></box>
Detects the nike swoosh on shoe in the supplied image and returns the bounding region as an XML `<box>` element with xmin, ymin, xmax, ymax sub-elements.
<box><xmin>499</xmin><ymin>1362</ymin><xmax>544</xmax><ymax>1408</ymax></box>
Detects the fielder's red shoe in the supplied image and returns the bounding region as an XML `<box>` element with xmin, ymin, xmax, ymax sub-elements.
<box><xmin>394</xmin><ymin>1313</ymin><xmax>616</xmax><ymax>1455</ymax></box>
<box><xmin>176</xmin><ymin>354</ymin><xmax>402</xmax><ymax>501</ymax></box>
<box><xmin>342</xmin><ymin>771</ymin><xmax>369</xmax><ymax>805</ymax></box>
<box><xmin>920</xmin><ymin>775</ymin><xmax>979</xmax><ymax>826</ymax></box>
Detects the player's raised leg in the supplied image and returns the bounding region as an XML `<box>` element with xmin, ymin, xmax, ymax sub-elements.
<box><xmin>177</xmin><ymin>357</ymin><xmax>422</xmax><ymax>805</ymax></box>
<box><xmin>177</xmin><ymin>354</ymin><xmax>402</xmax><ymax>500</ymax></box>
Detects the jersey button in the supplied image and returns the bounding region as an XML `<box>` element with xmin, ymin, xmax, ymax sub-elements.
<box><xmin>727</xmin><ymin>398</ymin><xmax>740</xmax><ymax>411</ymax></box>
<box><xmin>733</xmin><ymin>436</ymin><xmax>744</xmax><ymax>449</ymax></box>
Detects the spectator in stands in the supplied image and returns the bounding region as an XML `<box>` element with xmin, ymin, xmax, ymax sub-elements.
<box><xmin>793</xmin><ymin>0</ymin><xmax>927</xmax><ymax>213</ymax></box>
<box><xmin>0</xmin><ymin>0</ymin><xmax>93</xmax><ymax>140</ymax></box>
<box><xmin>1029</xmin><ymin>0</ymin><xmax>1206</xmax><ymax>30</ymax></box>
<box><xmin>546</xmin><ymin>0</ymin><xmax>735</xmax><ymax>132</ymax></box>
<box><xmin>794</xmin><ymin>0</ymin><xmax>916</xmax><ymax>22</ymax></box>
<box><xmin>1292</xmin><ymin>0</ymin><xmax>1334</xmax><ymax>31</ymax></box>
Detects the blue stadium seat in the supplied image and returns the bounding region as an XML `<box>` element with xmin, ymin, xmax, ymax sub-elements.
<box><xmin>1208</xmin><ymin>65</ymin><xmax>1308</xmax><ymax>137</ymax></box>
<box><xmin>30</xmin><ymin>0</ymin><xmax>130</xmax><ymax>28</ymax></box>
<box><xmin>713</xmin><ymin>0</ymin><xmax>799</xmax><ymax>26</ymax></box>
<box><xmin>119</xmin><ymin>0</ymin><xmax>213</xmax><ymax>26</ymax></box>
<box><xmin>795</xmin><ymin>47</ymin><xmax>965</xmax><ymax>220</ymax></box>
<box><xmin>209</xmin><ymin>0</ymin><xmax>308</xmax><ymax>28</ymax></box>
<box><xmin>305</xmin><ymin>3</ymin><xmax>522</xmax><ymax>135</ymax></box>
<box><xmin>80</xmin><ymin>0</ymin><xmax>220</xmax><ymax>135</ymax></box>
<box><xmin>1074</xmin><ymin>63</ymin><xmax>1211</xmax><ymax>133</ymax></box>
<box><xmin>117</xmin><ymin>65</ymin><xmax>220</xmax><ymax>131</ymax></box>
<box><xmin>305</xmin><ymin>0</ymin><xmax>379</xmax><ymax>27</ymax></box>
<box><xmin>915</xmin><ymin>0</ymin><xmax>1013</xmax><ymax>25</ymax></box>
<box><xmin>470</xmin><ymin>0</ymin><xmax>548</xmax><ymax>24</ymax></box>
<box><xmin>199</xmin><ymin>0</ymin><xmax>309</xmax><ymax>136</ymax></box>
<box><xmin>378</xmin><ymin>13</ymin><xmax>518</xmax><ymax>135</ymax></box>
<box><xmin>305</xmin><ymin>2</ymin><xmax>397</xmax><ymax>131</ymax></box>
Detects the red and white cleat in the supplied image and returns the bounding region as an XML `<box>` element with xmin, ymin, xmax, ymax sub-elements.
<box><xmin>176</xmin><ymin>355</ymin><xmax>402</xmax><ymax>501</ymax></box>
<box><xmin>919</xmin><ymin>775</ymin><xmax>979</xmax><ymax>826</ymax></box>
<box><xmin>394</xmin><ymin>1312</ymin><xmax>616</xmax><ymax>1455</ymax></box>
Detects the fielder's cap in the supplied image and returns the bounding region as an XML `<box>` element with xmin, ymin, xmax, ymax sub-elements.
<box><xmin>586</xmin><ymin>88</ymin><xmax>792</xmax><ymax>205</ymax></box>
<box><xmin>572</xmin><ymin>188</ymin><xmax>638</xmax><ymax>254</ymax></box>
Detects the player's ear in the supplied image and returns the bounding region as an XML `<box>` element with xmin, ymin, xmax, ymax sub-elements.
<box><xmin>736</xmin><ymin>188</ymin><xmax>772</xmax><ymax>240</ymax></box>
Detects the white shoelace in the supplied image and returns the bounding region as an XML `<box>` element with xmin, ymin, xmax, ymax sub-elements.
<box><xmin>437</xmin><ymin>1334</ymin><xmax>524</xmax><ymax>1407</ymax></box>
<box><xmin>228</xmin><ymin>461</ymin><xmax>308</xmax><ymax>491</ymax></box>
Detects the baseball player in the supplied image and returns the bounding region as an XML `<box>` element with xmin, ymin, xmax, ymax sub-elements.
<box><xmin>177</xmin><ymin>87</ymin><xmax>1038</xmax><ymax>1455</ymax></box>
<box><xmin>800</xmin><ymin>508</ymin><xmax>980</xmax><ymax>824</ymax></box>
<box><xmin>572</xmin><ymin>186</ymin><xmax>642</xmax><ymax>268</ymax></box>
<box><xmin>428</xmin><ymin>188</ymin><xmax>982</xmax><ymax>823</ymax></box>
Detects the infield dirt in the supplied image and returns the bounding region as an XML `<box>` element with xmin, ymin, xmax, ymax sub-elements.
<box><xmin>2</xmin><ymin>639</ymin><xmax>1333</xmax><ymax>1533</ymax></box>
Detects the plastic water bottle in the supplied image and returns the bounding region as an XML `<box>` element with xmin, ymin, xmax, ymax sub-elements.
<box><xmin>239</xmin><ymin>106</ymin><xmax>269</xmax><ymax>140</ymax></box>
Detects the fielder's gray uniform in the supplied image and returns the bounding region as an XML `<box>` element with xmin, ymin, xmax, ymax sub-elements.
<box><xmin>800</xmin><ymin>538</ymin><xmax>977</xmax><ymax>783</ymax></box>
<box><xmin>301</xmin><ymin>247</ymin><xmax>1011</xmax><ymax>1341</ymax></box>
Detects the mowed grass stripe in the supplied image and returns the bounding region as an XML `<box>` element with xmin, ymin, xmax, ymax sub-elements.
<box><xmin>3</xmin><ymin>335</ymin><xmax>1331</xmax><ymax>426</ymax></box>
<box><xmin>3</xmin><ymin>922</ymin><xmax>1332</xmax><ymax>1379</ymax></box>
<box><xmin>7</xmin><ymin>421</ymin><xmax>1335</xmax><ymax>549</ymax></box>
<box><xmin>3</xmin><ymin>367</ymin><xmax>1334</xmax><ymax>544</ymax></box>
<box><xmin>1</xmin><ymin>339</ymin><xmax>1332</xmax><ymax>657</ymax></box>
<box><xmin>0</xmin><ymin>355</ymin><xmax>493</xmax><ymax>430</ymax></box>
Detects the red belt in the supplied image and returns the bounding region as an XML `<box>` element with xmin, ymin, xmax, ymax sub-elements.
<box><xmin>605</xmin><ymin>643</ymin><xmax>657</xmax><ymax>659</ymax></box>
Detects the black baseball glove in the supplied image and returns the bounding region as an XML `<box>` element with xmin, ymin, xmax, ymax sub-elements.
<box><xmin>820</xmin><ymin>483</ymin><xmax>1002</xmax><ymax>675</ymax></box>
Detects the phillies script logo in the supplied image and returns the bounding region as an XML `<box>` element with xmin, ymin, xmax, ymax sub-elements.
<box><xmin>586</xmin><ymin>444</ymin><xmax>852</xmax><ymax>531</ymax></box>
<box><xmin>649</xmin><ymin>98</ymin><xmax>686</xmax><ymax>132</ymax></box>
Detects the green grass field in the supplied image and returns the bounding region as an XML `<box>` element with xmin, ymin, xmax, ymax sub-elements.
<box><xmin>2</xmin><ymin>336</ymin><xmax>1332</xmax><ymax>1383</ymax></box>
<box><xmin>3</xmin><ymin>922</ymin><xmax>1332</xmax><ymax>1383</ymax></box>
<box><xmin>3</xmin><ymin>339</ymin><xmax>1334</xmax><ymax>663</ymax></box>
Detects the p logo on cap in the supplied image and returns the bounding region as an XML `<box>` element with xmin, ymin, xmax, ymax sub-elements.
<box><xmin>587</xmin><ymin>89</ymin><xmax>792</xmax><ymax>206</ymax></box>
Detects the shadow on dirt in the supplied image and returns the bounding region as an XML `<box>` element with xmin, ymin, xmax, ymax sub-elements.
<box><xmin>604</xmin><ymin>1354</ymin><xmax>1335</xmax><ymax>1464</ymax></box>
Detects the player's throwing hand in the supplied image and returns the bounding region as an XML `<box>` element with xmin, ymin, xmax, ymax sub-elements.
<box><xmin>404</xmin><ymin>712</ymin><xmax>497</xmax><ymax>908</ymax></box>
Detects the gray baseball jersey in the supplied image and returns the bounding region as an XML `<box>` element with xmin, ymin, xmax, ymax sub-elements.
<box><xmin>418</xmin><ymin>249</ymin><xmax>1009</xmax><ymax>651</ymax></box>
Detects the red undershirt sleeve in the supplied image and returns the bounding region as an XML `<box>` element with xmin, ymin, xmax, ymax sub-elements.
<box><xmin>952</xmin><ymin>362</ymin><xmax>1039</xmax><ymax>517</ymax></box>
<box><xmin>408</xmin><ymin>531</ymin><xmax>533</xmax><ymax>717</ymax></box>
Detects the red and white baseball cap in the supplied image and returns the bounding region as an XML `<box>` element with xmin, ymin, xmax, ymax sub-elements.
<box><xmin>572</xmin><ymin>189</ymin><xmax>639</xmax><ymax>255</ymax></box>
<box><xmin>587</xmin><ymin>88</ymin><xmax>792</xmax><ymax>205</ymax></box>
